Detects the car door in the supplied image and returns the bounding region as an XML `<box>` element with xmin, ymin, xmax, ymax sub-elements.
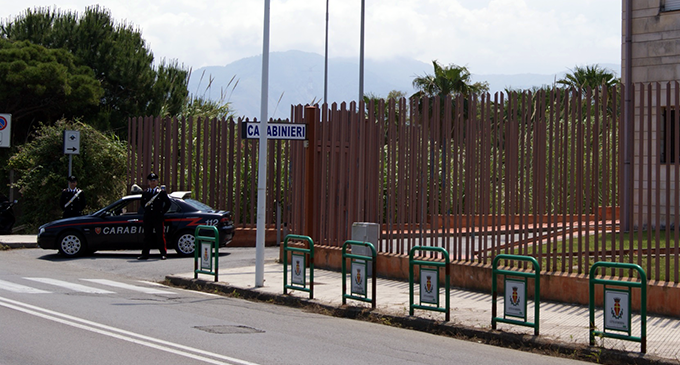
<box><xmin>162</xmin><ymin>200</ymin><xmax>182</xmax><ymax>241</ymax></box>
<box><xmin>96</xmin><ymin>197</ymin><xmax>145</xmax><ymax>249</ymax></box>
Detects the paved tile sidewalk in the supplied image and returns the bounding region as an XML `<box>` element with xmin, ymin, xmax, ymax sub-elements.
<box><xmin>171</xmin><ymin>262</ymin><xmax>680</xmax><ymax>364</ymax></box>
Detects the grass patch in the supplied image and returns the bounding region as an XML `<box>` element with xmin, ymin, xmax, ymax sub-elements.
<box><xmin>510</xmin><ymin>230</ymin><xmax>680</xmax><ymax>282</ymax></box>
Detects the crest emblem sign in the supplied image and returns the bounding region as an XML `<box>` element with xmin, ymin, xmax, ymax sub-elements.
<box><xmin>351</xmin><ymin>260</ymin><xmax>367</xmax><ymax>296</ymax></box>
<box><xmin>504</xmin><ymin>278</ymin><xmax>526</xmax><ymax>320</ymax></box>
<box><xmin>604</xmin><ymin>288</ymin><xmax>631</xmax><ymax>334</ymax></box>
<box><xmin>200</xmin><ymin>242</ymin><xmax>212</xmax><ymax>270</ymax></box>
<box><xmin>420</xmin><ymin>268</ymin><xmax>439</xmax><ymax>305</ymax></box>
<box><xmin>291</xmin><ymin>253</ymin><xmax>306</xmax><ymax>286</ymax></box>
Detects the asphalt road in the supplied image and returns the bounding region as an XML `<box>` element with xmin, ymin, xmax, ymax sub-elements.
<box><xmin>16</xmin><ymin>245</ymin><xmax>281</xmax><ymax>282</ymax></box>
<box><xmin>0</xmin><ymin>247</ymin><xmax>590</xmax><ymax>365</ymax></box>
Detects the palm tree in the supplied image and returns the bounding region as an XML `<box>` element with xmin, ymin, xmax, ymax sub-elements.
<box><xmin>557</xmin><ymin>64</ymin><xmax>619</xmax><ymax>90</ymax></box>
<box><xmin>412</xmin><ymin>61</ymin><xmax>488</xmax><ymax>99</ymax></box>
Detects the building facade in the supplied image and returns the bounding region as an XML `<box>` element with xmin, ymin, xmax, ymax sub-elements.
<box><xmin>623</xmin><ymin>0</ymin><xmax>680</xmax><ymax>228</ymax></box>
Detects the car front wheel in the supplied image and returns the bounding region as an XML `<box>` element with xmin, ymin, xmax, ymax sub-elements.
<box><xmin>58</xmin><ymin>232</ymin><xmax>87</xmax><ymax>257</ymax></box>
<box><xmin>174</xmin><ymin>231</ymin><xmax>195</xmax><ymax>256</ymax></box>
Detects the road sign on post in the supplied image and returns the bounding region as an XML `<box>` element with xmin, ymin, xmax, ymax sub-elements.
<box><xmin>241</xmin><ymin>121</ymin><xmax>307</xmax><ymax>140</ymax></box>
<box><xmin>0</xmin><ymin>114</ymin><xmax>11</xmax><ymax>148</ymax></box>
<box><xmin>63</xmin><ymin>130</ymin><xmax>81</xmax><ymax>155</ymax></box>
<box><xmin>240</xmin><ymin>116</ymin><xmax>313</xmax><ymax>289</ymax></box>
<box><xmin>63</xmin><ymin>130</ymin><xmax>81</xmax><ymax>177</ymax></box>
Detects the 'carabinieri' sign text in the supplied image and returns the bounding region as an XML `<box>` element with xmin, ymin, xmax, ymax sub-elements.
<box><xmin>241</xmin><ymin>122</ymin><xmax>307</xmax><ymax>140</ymax></box>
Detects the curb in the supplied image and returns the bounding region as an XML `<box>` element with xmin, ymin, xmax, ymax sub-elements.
<box><xmin>0</xmin><ymin>242</ymin><xmax>38</xmax><ymax>249</ymax></box>
<box><xmin>166</xmin><ymin>275</ymin><xmax>675</xmax><ymax>365</ymax></box>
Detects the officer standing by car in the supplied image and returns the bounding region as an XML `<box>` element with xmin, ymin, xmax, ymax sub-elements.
<box><xmin>60</xmin><ymin>175</ymin><xmax>86</xmax><ymax>218</ymax></box>
<box><xmin>138</xmin><ymin>173</ymin><xmax>171</xmax><ymax>260</ymax></box>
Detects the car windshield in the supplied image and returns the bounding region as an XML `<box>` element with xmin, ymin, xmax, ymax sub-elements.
<box><xmin>183</xmin><ymin>198</ymin><xmax>215</xmax><ymax>212</ymax></box>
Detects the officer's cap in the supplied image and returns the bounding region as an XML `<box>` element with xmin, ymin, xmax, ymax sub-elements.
<box><xmin>67</xmin><ymin>175</ymin><xmax>77</xmax><ymax>182</ymax></box>
<box><xmin>147</xmin><ymin>172</ymin><xmax>159</xmax><ymax>181</ymax></box>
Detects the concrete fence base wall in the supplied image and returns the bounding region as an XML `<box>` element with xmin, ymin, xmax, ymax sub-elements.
<box><xmin>231</xmin><ymin>227</ymin><xmax>279</xmax><ymax>247</ymax></box>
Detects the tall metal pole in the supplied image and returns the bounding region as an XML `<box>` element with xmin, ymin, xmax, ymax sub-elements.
<box><xmin>622</xmin><ymin>0</ymin><xmax>632</xmax><ymax>232</ymax></box>
<box><xmin>324</xmin><ymin>0</ymin><xmax>329</xmax><ymax>106</ymax></box>
<box><xmin>256</xmin><ymin>0</ymin><xmax>270</xmax><ymax>287</ymax></box>
<box><xmin>359</xmin><ymin>0</ymin><xmax>365</xmax><ymax>103</ymax></box>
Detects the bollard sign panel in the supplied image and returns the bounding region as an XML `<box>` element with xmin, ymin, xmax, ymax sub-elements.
<box><xmin>504</xmin><ymin>278</ymin><xmax>527</xmax><ymax>320</ymax></box>
<box><xmin>0</xmin><ymin>114</ymin><xmax>11</xmax><ymax>148</ymax></box>
<box><xmin>200</xmin><ymin>242</ymin><xmax>212</xmax><ymax>270</ymax></box>
<box><xmin>604</xmin><ymin>288</ymin><xmax>631</xmax><ymax>334</ymax></box>
<box><xmin>241</xmin><ymin>122</ymin><xmax>307</xmax><ymax>140</ymax></box>
<box><xmin>351</xmin><ymin>260</ymin><xmax>367</xmax><ymax>296</ymax></box>
<box><xmin>291</xmin><ymin>253</ymin><xmax>306</xmax><ymax>286</ymax></box>
<box><xmin>420</xmin><ymin>268</ymin><xmax>439</xmax><ymax>305</ymax></box>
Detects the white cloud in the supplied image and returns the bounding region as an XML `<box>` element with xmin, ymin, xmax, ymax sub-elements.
<box><xmin>2</xmin><ymin>0</ymin><xmax>621</xmax><ymax>74</ymax></box>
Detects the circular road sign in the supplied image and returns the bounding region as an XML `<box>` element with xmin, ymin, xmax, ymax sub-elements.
<box><xmin>0</xmin><ymin>115</ymin><xmax>7</xmax><ymax>131</ymax></box>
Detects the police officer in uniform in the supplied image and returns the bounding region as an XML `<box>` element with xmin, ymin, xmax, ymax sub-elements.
<box><xmin>138</xmin><ymin>173</ymin><xmax>171</xmax><ymax>260</ymax></box>
<box><xmin>60</xmin><ymin>176</ymin><xmax>86</xmax><ymax>218</ymax></box>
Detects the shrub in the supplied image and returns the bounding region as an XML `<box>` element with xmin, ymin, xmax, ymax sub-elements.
<box><xmin>7</xmin><ymin>119</ymin><xmax>127</xmax><ymax>232</ymax></box>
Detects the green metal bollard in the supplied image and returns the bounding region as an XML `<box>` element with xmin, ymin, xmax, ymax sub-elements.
<box><xmin>342</xmin><ymin>240</ymin><xmax>377</xmax><ymax>308</ymax></box>
<box><xmin>491</xmin><ymin>254</ymin><xmax>541</xmax><ymax>336</ymax></box>
<box><xmin>408</xmin><ymin>246</ymin><xmax>450</xmax><ymax>321</ymax></box>
<box><xmin>194</xmin><ymin>225</ymin><xmax>219</xmax><ymax>282</ymax></box>
<box><xmin>282</xmin><ymin>234</ymin><xmax>314</xmax><ymax>299</ymax></box>
<box><xmin>589</xmin><ymin>261</ymin><xmax>647</xmax><ymax>353</ymax></box>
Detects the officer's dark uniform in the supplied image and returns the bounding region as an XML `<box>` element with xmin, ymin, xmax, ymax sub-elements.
<box><xmin>60</xmin><ymin>176</ymin><xmax>86</xmax><ymax>219</ymax></box>
<box><xmin>139</xmin><ymin>173</ymin><xmax>171</xmax><ymax>260</ymax></box>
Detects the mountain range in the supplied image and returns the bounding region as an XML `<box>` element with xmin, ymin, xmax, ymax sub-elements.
<box><xmin>187</xmin><ymin>50</ymin><xmax>620</xmax><ymax>120</ymax></box>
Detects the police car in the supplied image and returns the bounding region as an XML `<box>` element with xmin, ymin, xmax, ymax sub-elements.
<box><xmin>37</xmin><ymin>191</ymin><xmax>234</xmax><ymax>257</ymax></box>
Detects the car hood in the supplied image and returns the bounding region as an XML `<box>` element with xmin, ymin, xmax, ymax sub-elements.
<box><xmin>39</xmin><ymin>214</ymin><xmax>100</xmax><ymax>230</ymax></box>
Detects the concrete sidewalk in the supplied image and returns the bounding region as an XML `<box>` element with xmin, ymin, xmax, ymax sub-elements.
<box><xmin>0</xmin><ymin>234</ymin><xmax>37</xmax><ymax>248</ymax></box>
<box><xmin>168</xmin><ymin>262</ymin><xmax>680</xmax><ymax>365</ymax></box>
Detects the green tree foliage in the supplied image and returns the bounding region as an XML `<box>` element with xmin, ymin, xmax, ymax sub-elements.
<box><xmin>411</xmin><ymin>60</ymin><xmax>490</xmax><ymax>122</ymax></box>
<box><xmin>363</xmin><ymin>90</ymin><xmax>408</xmax><ymax>118</ymax></box>
<box><xmin>0</xmin><ymin>39</ymin><xmax>103</xmax><ymax>144</ymax></box>
<box><xmin>7</xmin><ymin>119</ymin><xmax>127</xmax><ymax>232</ymax></box>
<box><xmin>181</xmin><ymin>97</ymin><xmax>235</xmax><ymax>120</ymax></box>
<box><xmin>1</xmin><ymin>6</ymin><xmax>189</xmax><ymax>136</ymax></box>
<box><xmin>181</xmin><ymin>72</ymin><xmax>238</xmax><ymax>120</ymax></box>
<box><xmin>557</xmin><ymin>64</ymin><xmax>619</xmax><ymax>90</ymax></box>
<box><xmin>412</xmin><ymin>61</ymin><xmax>489</xmax><ymax>99</ymax></box>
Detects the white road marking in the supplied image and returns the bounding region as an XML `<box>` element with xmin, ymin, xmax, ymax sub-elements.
<box><xmin>82</xmin><ymin>279</ymin><xmax>174</xmax><ymax>294</ymax></box>
<box><xmin>24</xmin><ymin>278</ymin><xmax>116</xmax><ymax>294</ymax></box>
<box><xmin>138</xmin><ymin>280</ymin><xmax>221</xmax><ymax>297</ymax></box>
<box><xmin>0</xmin><ymin>279</ymin><xmax>51</xmax><ymax>294</ymax></box>
<box><xmin>0</xmin><ymin>296</ymin><xmax>260</xmax><ymax>365</ymax></box>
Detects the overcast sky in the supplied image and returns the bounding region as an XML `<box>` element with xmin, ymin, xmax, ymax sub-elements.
<box><xmin>2</xmin><ymin>0</ymin><xmax>622</xmax><ymax>75</ymax></box>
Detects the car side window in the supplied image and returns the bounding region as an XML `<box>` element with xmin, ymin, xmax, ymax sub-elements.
<box><xmin>107</xmin><ymin>200</ymin><xmax>142</xmax><ymax>216</ymax></box>
<box><xmin>166</xmin><ymin>201</ymin><xmax>180</xmax><ymax>214</ymax></box>
<box><xmin>124</xmin><ymin>200</ymin><xmax>142</xmax><ymax>215</ymax></box>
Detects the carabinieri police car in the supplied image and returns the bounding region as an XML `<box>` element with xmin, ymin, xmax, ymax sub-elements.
<box><xmin>37</xmin><ymin>191</ymin><xmax>234</xmax><ymax>257</ymax></box>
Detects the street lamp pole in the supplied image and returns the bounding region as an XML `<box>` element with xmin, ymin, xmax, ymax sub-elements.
<box><xmin>359</xmin><ymin>0</ymin><xmax>365</xmax><ymax>103</ymax></box>
<box><xmin>324</xmin><ymin>0</ymin><xmax>329</xmax><ymax>106</ymax></box>
<box><xmin>255</xmin><ymin>0</ymin><xmax>270</xmax><ymax>288</ymax></box>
